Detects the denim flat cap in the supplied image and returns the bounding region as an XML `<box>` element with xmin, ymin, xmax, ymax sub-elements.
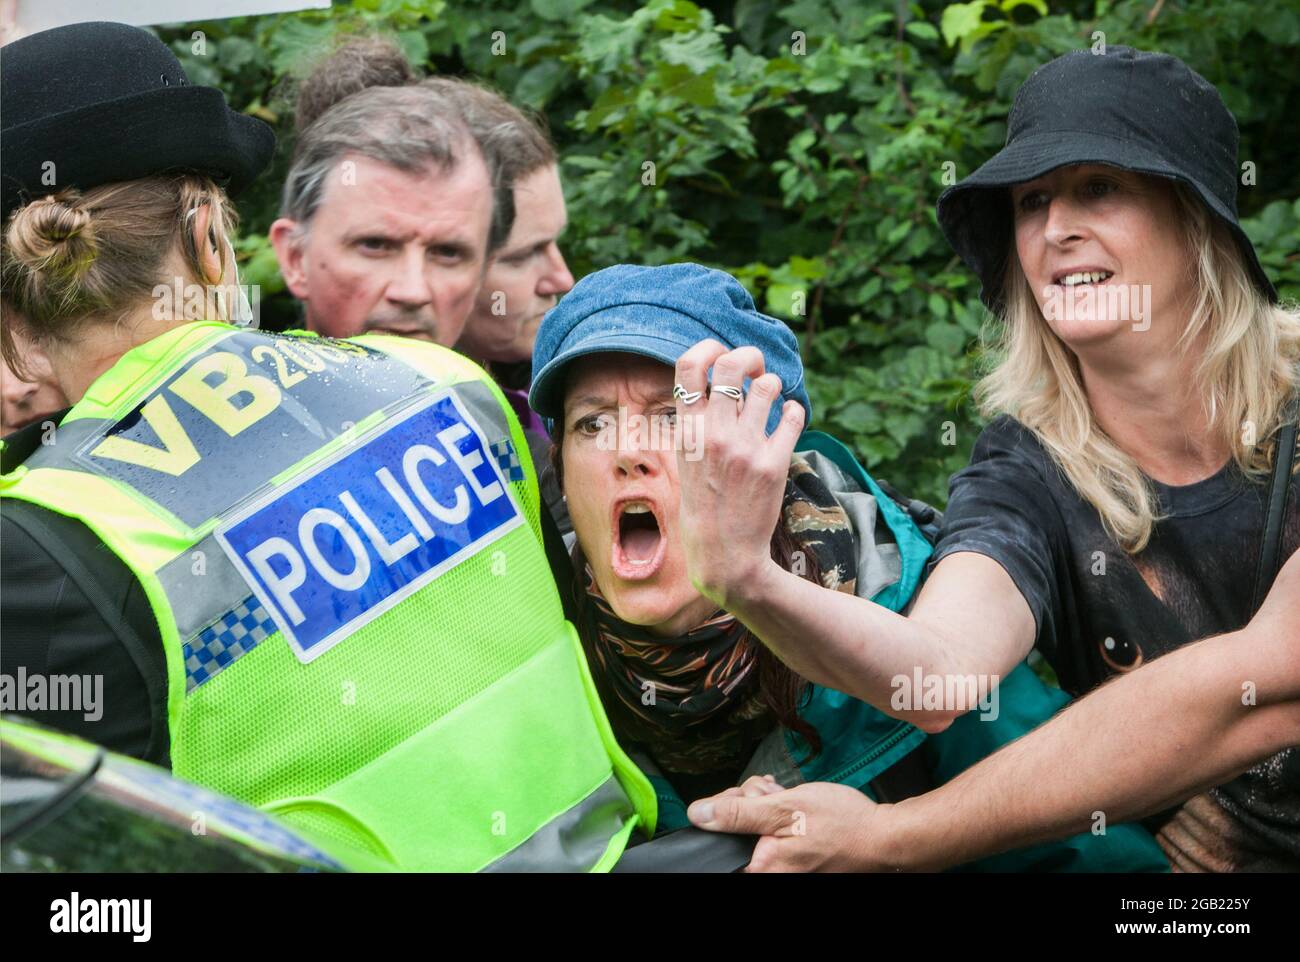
<box><xmin>529</xmin><ymin>263</ymin><xmax>811</xmax><ymax>434</ymax></box>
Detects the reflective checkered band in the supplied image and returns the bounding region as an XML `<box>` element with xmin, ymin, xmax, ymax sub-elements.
<box><xmin>184</xmin><ymin>597</ymin><xmax>276</xmax><ymax>693</ymax></box>
<box><xmin>490</xmin><ymin>437</ymin><xmax>525</xmax><ymax>483</ymax></box>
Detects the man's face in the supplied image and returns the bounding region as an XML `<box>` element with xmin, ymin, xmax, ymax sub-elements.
<box><xmin>272</xmin><ymin>152</ymin><xmax>494</xmax><ymax>344</ymax></box>
<box><xmin>457</xmin><ymin>165</ymin><xmax>573</xmax><ymax>364</ymax></box>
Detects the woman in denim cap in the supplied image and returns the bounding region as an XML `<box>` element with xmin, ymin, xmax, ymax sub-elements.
<box><xmin>668</xmin><ymin>47</ymin><xmax>1300</xmax><ymax>871</ymax></box>
<box><xmin>531</xmin><ymin>262</ymin><xmax>1168</xmax><ymax>872</ymax></box>
<box><xmin>531</xmin><ymin>263</ymin><xmax>891</xmax><ymax>805</ymax></box>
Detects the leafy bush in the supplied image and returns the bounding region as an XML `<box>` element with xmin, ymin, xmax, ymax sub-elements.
<box><xmin>158</xmin><ymin>0</ymin><xmax>1300</xmax><ymax>507</ymax></box>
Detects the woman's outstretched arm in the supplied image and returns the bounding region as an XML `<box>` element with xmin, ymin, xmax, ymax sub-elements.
<box><xmin>673</xmin><ymin>340</ymin><xmax>1035</xmax><ymax>732</ymax></box>
<box><xmin>687</xmin><ymin>550</ymin><xmax>1300</xmax><ymax>872</ymax></box>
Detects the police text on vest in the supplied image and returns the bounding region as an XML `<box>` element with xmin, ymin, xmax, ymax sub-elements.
<box><xmin>216</xmin><ymin>392</ymin><xmax>521</xmax><ymax>663</ymax></box>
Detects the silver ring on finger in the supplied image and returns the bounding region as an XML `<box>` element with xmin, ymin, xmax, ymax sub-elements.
<box><xmin>673</xmin><ymin>383</ymin><xmax>704</xmax><ymax>405</ymax></box>
<box><xmin>711</xmin><ymin>384</ymin><xmax>744</xmax><ymax>401</ymax></box>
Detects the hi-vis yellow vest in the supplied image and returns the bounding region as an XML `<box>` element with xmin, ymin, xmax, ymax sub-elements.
<box><xmin>0</xmin><ymin>321</ymin><xmax>655</xmax><ymax>871</ymax></box>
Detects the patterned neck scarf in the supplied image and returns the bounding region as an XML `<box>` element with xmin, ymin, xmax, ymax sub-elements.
<box><xmin>576</xmin><ymin>456</ymin><xmax>858</xmax><ymax>777</ymax></box>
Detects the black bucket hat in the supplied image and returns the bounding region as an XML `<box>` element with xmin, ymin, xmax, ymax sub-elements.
<box><xmin>1</xmin><ymin>21</ymin><xmax>276</xmax><ymax>222</ymax></box>
<box><xmin>936</xmin><ymin>45</ymin><xmax>1278</xmax><ymax>313</ymax></box>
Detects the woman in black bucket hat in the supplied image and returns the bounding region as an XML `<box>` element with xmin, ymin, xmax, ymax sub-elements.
<box><xmin>936</xmin><ymin>45</ymin><xmax>1278</xmax><ymax>313</ymax></box>
<box><xmin>670</xmin><ymin>46</ymin><xmax>1300</xmax><ymax>871</ymax></box>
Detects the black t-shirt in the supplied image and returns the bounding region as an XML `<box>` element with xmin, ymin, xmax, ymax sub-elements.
<box><xmin>929</xmin><ymin>415</ymin><xmax>1300</xmax><ymax>871</ymax></box>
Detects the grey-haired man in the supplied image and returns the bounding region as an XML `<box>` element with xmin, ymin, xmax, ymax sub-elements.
<box><xmin>269</xmin><ymin>84</ymin><xmax>494</xmax><ymax>346</ymax></box>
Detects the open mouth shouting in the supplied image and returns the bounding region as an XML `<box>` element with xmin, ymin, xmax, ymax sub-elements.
<box><xmin>611</xmin><ymin>494</ymin><xmax>668</xmax><ymax>580</ymax></box>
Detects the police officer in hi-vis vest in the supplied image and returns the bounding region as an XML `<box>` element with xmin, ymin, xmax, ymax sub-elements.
<box><xmin>0</xmin><ymin>21</ymin><xmax>654</xmax><ymax>872</ymax></box>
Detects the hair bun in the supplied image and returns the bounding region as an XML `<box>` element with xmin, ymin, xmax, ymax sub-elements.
<box><xmin>295</xmin><ymin>35</ymin><xmax>416</xmax><ymax>134</ymax></box>
<box><xmin>6</xmin><ymin>191</ymin><xmax>98</xmax><ymax>280</ymax></box>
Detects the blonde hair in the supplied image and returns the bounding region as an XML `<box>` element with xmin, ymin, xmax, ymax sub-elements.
<box><xmin>1</xmin><ymin>174</ymin><xmax>238</xmax><ymax>380</ymax></box>
<box><xmin>977</xmin><ymin>181</ymin><xmax>1300</xmax><ymax>553</ymax></box>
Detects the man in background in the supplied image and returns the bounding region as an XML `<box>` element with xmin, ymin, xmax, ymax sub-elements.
<box><xmin>433</xmin><ymin>75</ymin><xmax>574</xmax><ymax>438</ymax></box>
<box><xmin>268</xmin><ymin>44</ymin><xmax>496</xmax><ymax>346</ymax></box>
<box><xmin>274</xmin><ymin>37</ymin><xmax>574</xmax><ymax>530</ymax></box>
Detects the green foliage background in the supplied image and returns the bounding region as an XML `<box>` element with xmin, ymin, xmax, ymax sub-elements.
<box><xmin>159</xmin><ymin>0</ymin><xmax>1300</xmax><ymax>508</ymax></box>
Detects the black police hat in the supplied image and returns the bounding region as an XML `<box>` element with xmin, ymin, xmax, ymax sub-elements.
<box><xmin>936</xmin><ymin>45</ymin><xmax>1278</xmax><ymax>313</ymax></box>
<box><xmin>1</xmin><ymin>21</ymin><xmax>275</xmax><ymax>221</ymax></box>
